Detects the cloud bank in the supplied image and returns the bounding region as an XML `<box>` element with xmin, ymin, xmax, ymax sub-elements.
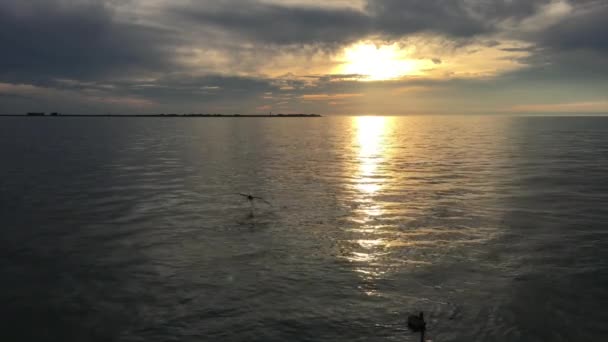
<box><xmin>0</xmin><ymin>0</ymin><xmax>606</xmax><ymax>114</ymax></box>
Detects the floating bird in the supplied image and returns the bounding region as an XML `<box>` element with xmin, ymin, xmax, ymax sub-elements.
<box><xmin>408</xmin><ymin>312</ymin><xmax>426</xmax><ymax>342</ymax></box>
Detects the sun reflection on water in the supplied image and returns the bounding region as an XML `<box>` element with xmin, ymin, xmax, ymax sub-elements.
<box><xmin>344</xmin><ymin>116</ymin><xmax>395</xmax><ymax>291</ymax></box>
<box><xmin>335</xmin><ymin>116</ymin><xmax>504</xmax><ymax>298</ymax></box>
<box><xmin>355</xmin><ymin>116</ymin><xmax>390</xmax><ymax>199</ymax></box>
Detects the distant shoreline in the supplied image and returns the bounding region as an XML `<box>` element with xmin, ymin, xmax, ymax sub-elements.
<box><xmin>0</xmin><ymin>113</ymin><xmax>322</xmax><ymax>118</ymax></box>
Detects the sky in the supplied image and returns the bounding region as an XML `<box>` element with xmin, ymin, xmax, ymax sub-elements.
<box><xmin>0</xmin><ymin>0</ymin><xmax>607</xmax><ymax>115</ymax></box>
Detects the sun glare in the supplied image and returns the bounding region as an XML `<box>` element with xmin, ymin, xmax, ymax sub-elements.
<box><xmin>340</xmin><ymin>43</ymin><xmax>424</xmax><ymax>81</ymax></box>
<box><xmin>355</xmin><ymin>116</ymin><xmax>389</xmax><ymax>195</ymax></box>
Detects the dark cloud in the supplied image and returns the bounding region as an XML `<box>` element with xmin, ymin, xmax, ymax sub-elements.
<box><xmin>0</xmin><ymin>0</ymin><xmax>180</xmax><ymax>83</ymax></box>
<box><xmin>365</xmin><ymin>0</ymin><xmax>489</xmax><ymax>37</ymax></box>
<box><xmin>172</xmin><ymin>0</ymin><xmax>557</xmax><ymax>45</ymax></box>
<box><xmin>535</xmin><ymin>3</ymin><xmax>608</xmax><ymax>52</ymax></box>
<box><xmin>173</xmin><ymin>0</ymin><xmax>370</xmax><ymax>46</ymax></box>
<box><xmin>506</xmin><ymin>1</ymin><xmax>608</xmax><ymax>83</ymax></box>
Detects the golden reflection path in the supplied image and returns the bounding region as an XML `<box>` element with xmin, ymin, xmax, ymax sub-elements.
<box><xmin>340</xmin><ymin>116</ymin><xmax>503</xmax><ymax>296</ymax></box>
<box><xmin>346</xmin><ymin>116</ymin><xmax>394</xmax><ymax>294</ymax></box>
<box><xmin>355</xmin><ymin>116</ymin><xmax>389</xmax><ymax>198</ymax></box>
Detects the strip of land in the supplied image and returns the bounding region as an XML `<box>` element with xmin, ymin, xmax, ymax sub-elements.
<box><xmin>1</xmin><ymin>113</ymin><xmax>321</xmax><ymax>118</ymax></box>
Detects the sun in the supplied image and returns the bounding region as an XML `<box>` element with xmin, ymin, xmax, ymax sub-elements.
<box><xmin>339</xmin><ymin>43</ymin><xmax>424</xmax><ymax>81</ymax></box>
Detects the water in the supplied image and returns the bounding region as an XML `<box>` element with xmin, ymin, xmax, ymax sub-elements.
<box><xmin>1</xmin><ymin>116</ymin><xmax>607</xmax><ymax>341</ymax></box>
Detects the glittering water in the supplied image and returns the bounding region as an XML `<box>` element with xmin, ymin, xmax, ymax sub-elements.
<box><xmin>1</xmin><ymin>116</ymin><xmax>607</xmax><ymax>341</ymax></box>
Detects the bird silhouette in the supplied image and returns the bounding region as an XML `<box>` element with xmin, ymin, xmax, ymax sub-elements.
<box><xmin>408</xmin><ymin>312</ymin><xmax>426</xmax><ymax>342</ymax></box>
<box><xmin>237</xmin><ymin>193</ymin><xmax>272</xmax><ymax>206</ymax></box>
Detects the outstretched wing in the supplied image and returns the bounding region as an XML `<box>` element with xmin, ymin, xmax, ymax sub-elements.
<box><xmin>237</xmin><ymin>193</ymin><xmax>250</xmax><ymax>198</ymax></box>
<box><xmin>252</xmin><ymin>196</ymin><xmax>273</xmax><ymax>206</ymax></box>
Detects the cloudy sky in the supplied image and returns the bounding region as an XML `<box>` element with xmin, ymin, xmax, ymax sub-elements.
<box><xmin>1</xmin><ymin>0</ymin><xmax>607</xmax><ymax>115</ymax></box>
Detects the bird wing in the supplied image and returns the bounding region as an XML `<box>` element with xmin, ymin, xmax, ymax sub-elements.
<box><xmin>237</xmin><ymin>193</ymin><xmax>250</xmax><ymax>197</ymax></box>
<box><xmin>252</xmin><ymin>196</ymin><xmax>273</xmax><ymax>206</ymax></box>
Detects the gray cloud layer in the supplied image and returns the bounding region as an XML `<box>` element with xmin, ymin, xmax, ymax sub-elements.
<box><xmin>0</xmin><ymin>0</ymin><xmax>180</xmax><ymax>83</ymax></box>
<box><xmin>174</xmin><ymin>1</ymin><xmax>370</xmax><ymax>46</ymax></box>
<box><xmin>1</xmin><ymin>0</ymin><xmax>607</xmax><ymax>113</ymax></box>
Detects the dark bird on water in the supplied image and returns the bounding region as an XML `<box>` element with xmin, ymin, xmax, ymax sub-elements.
<box><xmin>408</xmin><ymin>312</ymin><xmax>426</xmax><ymax>342</ymax></box>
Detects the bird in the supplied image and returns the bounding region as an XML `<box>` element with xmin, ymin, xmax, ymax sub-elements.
<box><xmin>408</xmin><ymin>312</ymin><xmax>426</xmax><ymax>342</ymax></box>
<box><xmin>408</xmin><ymin>312</ymin><xmax>426</xmax><ymax>331</ymax></box>
<box><xmin>237</xmin><ymin>193</ymin><xmax>272</xmax><ymax>206</ymax></box>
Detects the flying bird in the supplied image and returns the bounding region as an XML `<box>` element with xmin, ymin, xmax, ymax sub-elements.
<box><xmin>237</xmin><ymin>193</ymin><xmax>272</xmax><ymax>206</ymax></box>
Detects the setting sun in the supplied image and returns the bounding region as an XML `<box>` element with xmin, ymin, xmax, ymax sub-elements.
<box><xmin>339</xmin><ymin>43</ymin><xmax>425</xmax><ymax>81</ymax></box>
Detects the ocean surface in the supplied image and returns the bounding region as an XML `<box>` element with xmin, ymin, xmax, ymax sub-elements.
<box><xmin>1</xmin><ymin>115</ymin><xmax>607</xmax><ymax>342</ymax></box>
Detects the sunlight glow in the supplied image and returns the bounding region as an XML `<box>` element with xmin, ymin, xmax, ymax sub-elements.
<box><xmin>340</xmin><ymin>43</ymin><xmax>425</xmax><ymax>81</ymax></box>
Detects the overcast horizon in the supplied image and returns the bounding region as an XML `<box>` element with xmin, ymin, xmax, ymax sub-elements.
<box><xmin>1</xmin><ymin>0</ymin><xmax>607</xmax><ymax>115</ymax></box>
